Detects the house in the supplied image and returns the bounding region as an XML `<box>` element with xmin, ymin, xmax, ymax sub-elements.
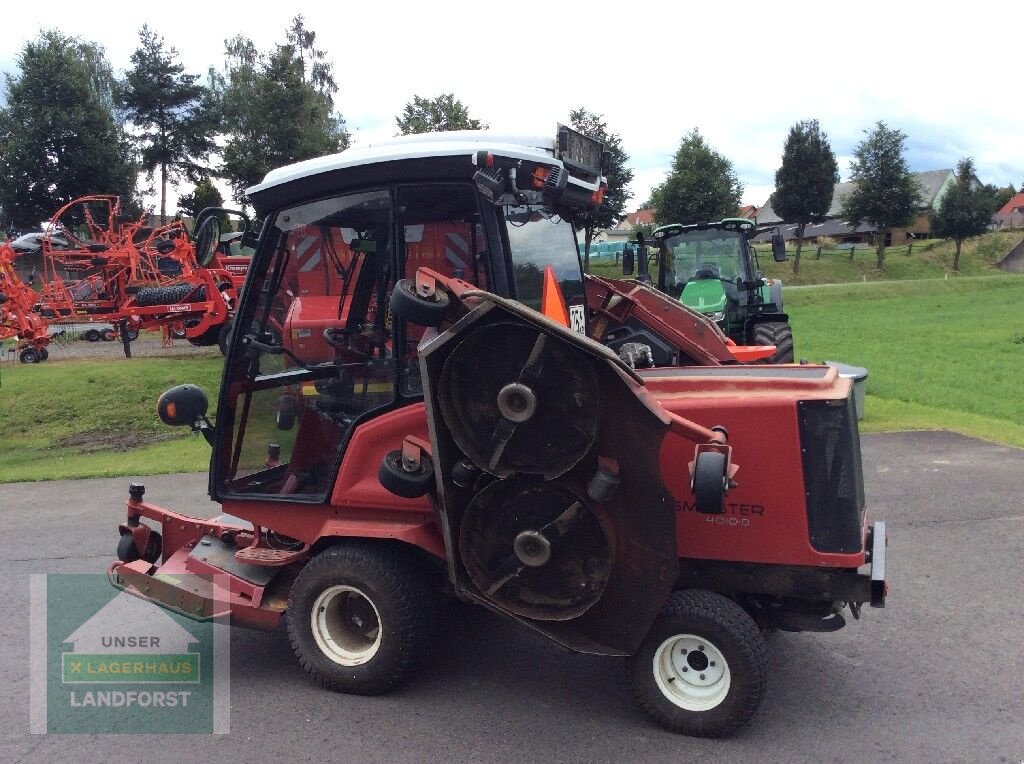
<box><xmin>599</xmin><ymin>208</ymin><xmax>656</xmax><ymax>244</ymax></box>
<box><xmin>754</xmin><ymin>169</ymin><xmax>968</xmax><ymax>244</ymax></box>
<box><xmin>737</xmin><ymin>205</ymin><xmax>759</xmax><ymax>220</ymax></box>
<box><xmin>993</xmin><ymin>192</ymin><xmax>1024</xmax><ymax>228</ymax></box>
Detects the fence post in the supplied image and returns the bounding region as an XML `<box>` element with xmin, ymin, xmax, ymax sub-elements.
<box><xmin>908</xmin><ymin>241</ymin><xmax>913</xmax><ymax>256</ymax></box>
<box><xmin>849</xmin><ymin>244</ymin><xmax>856</xmax><ymax>260</ymax></box>
<box><xmin>815</xmin><ymin>245</ymin><xmax>822</xmax><ymax>260</ymax></box>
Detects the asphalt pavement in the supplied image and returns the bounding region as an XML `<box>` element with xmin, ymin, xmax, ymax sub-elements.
<box><xmin>0</xmin><ymin>431</ymin><xmax>1021</xmax><ymax>763</ymax></box>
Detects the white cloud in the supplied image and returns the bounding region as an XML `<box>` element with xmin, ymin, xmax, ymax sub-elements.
<box><xmin>2</xmin><ymin>0</ymin><xmax>1021</xmax><ymax>214</ymax></box>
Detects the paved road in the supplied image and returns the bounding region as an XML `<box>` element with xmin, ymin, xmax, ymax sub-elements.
<box><xmin>0</xmin><ymin>432</ymin><xmax>1021</xmax><ymax>762</ymax></box>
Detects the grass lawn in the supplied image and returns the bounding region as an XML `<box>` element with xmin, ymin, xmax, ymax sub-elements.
<box><xmin>1</xmin><ymin>273</ymin><xmax>1021</xmax><ymax>484</ymax></box>
<box><xmin>787</xmin><ymin>276</ymin><xmax>1024</xmax><ymax>446</ymax></box>
<box><xmin>0</xmin><ymin>356</ymin><xmax>222</xmax><ymax>482</ymax></box>
<box><xmin>588</xmin><ymin>229</ymin><xmax>1024</xmax><ymax>286</ymax></box>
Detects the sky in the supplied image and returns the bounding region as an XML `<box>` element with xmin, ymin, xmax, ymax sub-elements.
<box><xmin>2</xmin><ymin>0</ymin><xmax>1022</xmax><ymax>215</ymax></box>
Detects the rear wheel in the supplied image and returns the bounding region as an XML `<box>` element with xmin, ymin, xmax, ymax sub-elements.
<box><xmin>38</xmin><ymin>347</ymin><xmax>49</xmax><ymax>361</ymax></box>
<box><xmin>286</xmin><ymin>542</ymin><xmax>437</xmax><ymax>695</ymax></box>
<box><xmin>84</xmin><ymin>328</ymin><xmax>101</xmax><ymax>342</ymax></box>
<box><xmin>752</xmin><ymin>322</ymin><xmax>794</xmax><ymax>364</ymax></box>
<box><xmin>630</xmin><ymin>590</ymin><xmax>768</xmax><ymax>738</ymax></box>
<box><xmin>19</xmin><ymin>347</ymin><xmax>40</xmax><ymax>363</ymax></box>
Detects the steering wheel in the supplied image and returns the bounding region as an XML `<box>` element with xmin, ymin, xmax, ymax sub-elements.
<box><xmin>692</xmin><ymin>265</ymin><xmax>721</xmax><ymax>280</ymax></box>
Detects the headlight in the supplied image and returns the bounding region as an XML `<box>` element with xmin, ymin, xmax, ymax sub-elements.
<box><xmin>708</xmin><ymin>311</ymin><xmax>725</xmax><ymax>322</ymax></box>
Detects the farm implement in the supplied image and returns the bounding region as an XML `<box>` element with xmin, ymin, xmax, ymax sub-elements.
<box><xmin>33</xmin><ymin>195</ymin><xmax>241</xmax><ymax>356</ymax></box>
<box><xmin>0</xmin><ymin>242</ymin><xmax>51</xmax><ymax>362</ymax></box>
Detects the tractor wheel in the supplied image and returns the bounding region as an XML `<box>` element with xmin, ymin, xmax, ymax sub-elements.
<box><xmin>286</xmin><ymin>542</ymin><xmax>438</xmax><ymax>695</ymax></box>
<box><xmin>629</xmin><ymin>589</ymin><xmax>768</xmax><ymax>738</ymax></box>
<box><xmin>378</xmin><ymin>450</ymin><xmax>435</xmax><ymax>499</ymax></box>
<box><xmin>125</xmin><ymin>327</ymin><xmax>140</xmax><ymax>341</ymax></box>
<box><xmin>84</xmin><ymin>328</ymin><xmax>101</xmax><ymax>342</ymax></box>
<box><xmin>217</xmin><ymin>319</ymin><xmax>233</xmax><ymax>356</ymax></box>
<box><xmin>101</xmin><ymin>328</ymin><xmax>116</xmax><ymax>341</ymax></box>
<box><xmin>19</xmin><ymin>347</ymin><xmax>40</xmax><ymax>363</ymax></box>
<box><xmin>752</xmin><ymin>322</ymin><xmax>794</xmax><ymax>364</ymax></box>
<box><xmin>170</xmin><ymin>325</ymin><xmax>187</xmax><ymax>340</ymax></box>
<box><xmin>390</xmin><ymin>279</ymin><xmax>450</xmax><ymax>327</ymax></box>
<box><xmin>38</xmin><ymin>348</ymin><xmax>49</xmax><ymax>361</ymax></box>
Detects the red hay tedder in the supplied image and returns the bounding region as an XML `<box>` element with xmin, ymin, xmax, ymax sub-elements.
<box><xmin>0</xmin><ymin>242</ymin><xmax>51</xmax><ymax>362</ymax></box>
<box><xmin>109</xmin><ymin>126</ymin><xmax>887</xmax><ymax>737</ymax></box>
<box><xmin>33</xmin><ymin>195</ymin><xmax>243</xmax><ymax>356</ymax></box>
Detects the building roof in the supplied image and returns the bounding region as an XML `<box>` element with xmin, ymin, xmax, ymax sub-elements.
<box><xmin>615</xmin><ymin>208</ymin><xmax>655</xmax><ymax>230</ymax></box>
<box><xmin>996</xmin><ymin>191</ymin><xmax>1024</xmax><ymax>217</ymax></box>
<box><xmin>756</xmin><ymin>169</ymin><xmax>956</xmax><ymax>225</ymax></box>
<box><xmin>737</xmin><ymin>204</ymin><xmax>758</xmax><ymax>220</ymax></box>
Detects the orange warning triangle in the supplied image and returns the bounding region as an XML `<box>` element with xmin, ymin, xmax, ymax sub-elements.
<box><xmin>540</xmin><ymin>266</ymin><xmax>570</xmax><ymax>327</ymax></box>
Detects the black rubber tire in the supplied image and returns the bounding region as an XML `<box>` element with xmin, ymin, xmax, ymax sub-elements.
<box><xmin>390</xmin><ymin>279</ymin><xmax>450</xmax><ymax>327</ymax></box>
<box><xmin>101</xmin><ymin>328</ymin><xmax>116</xmax><ymax>341</ymax></box>
<box><xmin>187</xmin><ymin>322</ymin><xmax>222</xmax><ymax>347</ymax></box>
<box><xmin>84</xmin><ymin>328</ymin><xmax>101</xmax><ymax>342</ymax></box>
<box><xmin>630</xmin><ymin>590</ymin><xmax>768</xmax><ymax>738</ymax></box>
<box><xmin>217</xmin><ymin>319</ymin><xmax>233</xmax><ymax>356</ymax></box>
<box><xmin>125</xmin><ymin>328</ymin><xmax>140</xmax><ymax>341</ymax></box>
<box><xmin>19</xmin><ymin>347</ymin><xmax>40</xmax><ymax>363</ymax></box>
<box><xmin>38</xmin><ymin>347</ymin><xmax>49</xmax><ymax>361</ymax></box>
<box><xmin>170</xmin><ymin>325</ymin><xmax>187</xmax><ymax>340</ymax></box>
<box><xmin>286</xmin><ymin>542</ymin><xmax>438</xmax><ymax>695</ymax></box>
<box><xmin>134</xmin><ymin>283</ymin><xmax>197</xmax><ymax>307</ymax></box>
<box><xmin>692</xmin><ymin>450</ymin><xmax>726</xmax><ymax>515</ymax></box>
<box><xmin>378</xmin><ymin>450</ymin><xmax>435</xmax><ymax>499</ymax></box>
<box><xmin>752</xmin><ymin>321</ymin><xmax>794</xmax><ymax>364</ymax></box>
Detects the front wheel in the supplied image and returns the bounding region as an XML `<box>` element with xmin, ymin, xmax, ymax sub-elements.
<box><xmin>630</xmin><ymin>589</ymin><xmax>767</xmax><ymax>738</ymax></box>
<box><xmin>286</xmin><ymin>542</ymin><xmax>437</xmax><ymax>695</ymax></box>
<box><xmin>752</xmin><ymin>321</ymin><xmax>794</xmax><ymax>364</ymax></box>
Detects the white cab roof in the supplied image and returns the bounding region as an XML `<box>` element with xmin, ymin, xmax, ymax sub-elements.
<box><xmin>247</xmin><ymin>131</ymin><xmax>559</xmax><ymax>196</ymax></box>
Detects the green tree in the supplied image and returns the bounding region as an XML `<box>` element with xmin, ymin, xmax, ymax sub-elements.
<box><xmin>650</xmin><ymin>129</ymin><xmax>742</xmax><ymax>226</ymax></box>
<box><xmin>981</xmin><ymin>183</ymin><xmax>1015</xmax><ymax>213</ymax></box>
<box><xmin>396</xmin><ymin>93</ymin><xmax>486</xmax><ymax>134</ymax></box>
<box><xmin>215</xmin><ymin>15</ymin><xmax>349</xmax><ymax>203</ymax></box>
<box><xmin>120</xmin><ymin>25</ymin><xmax>217</xmax><ymax>224</ymax></box>
<box><xmin>930</xmin><ymin>158</ymin><xmax>995</xmax><ymax>271</ymax></box>
<box><xmin>177</xmin><ymin>177</ymin><xmax>224</xmax><ymax>219</ymax></box>
<box><xmin>840</xmin><ymin>121</ymin><xmax>921</xmax><ymax>270</ymax></box>
<box><xmin>568</xmin><ymin>108</ymin><xmax>633</xmax><ymax>272</ymax></box>
<box><xmin>771</xmin><ymin>119</ymin><xmax>839</xmax><ymax>275</ymax></box>
<box><xmin>0</xmin><ymin>31</ymin><xmax>137</xmax><ymax>228</ymax></box>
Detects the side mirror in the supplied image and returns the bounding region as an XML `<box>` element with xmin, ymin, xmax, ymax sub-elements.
<box><xmin>157</xmin><ymin>384</ymin><xmax>209</xmax><ymax>427</ymax></box>
<box><xmin>193</xmin><ymin>215</ymin><xmax>221</xmax><ymax>267</ymax></box>
<box><xmin>622</xmin><ymin>245</ymin><xmax>635</xmax><ymax>275</ymax></box>
<box><xmin>771</xmin><ymin>232</ymin><xmax>787</xmax><ymax>263</ymax></box>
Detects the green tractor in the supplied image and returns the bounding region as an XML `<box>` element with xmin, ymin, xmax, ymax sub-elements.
<box><xmin>626</xmin><ymin>218</ymin><xmax>794</xmax><ymax>363</ymax></box>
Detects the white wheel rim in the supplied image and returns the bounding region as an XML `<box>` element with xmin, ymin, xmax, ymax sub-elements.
<box><xmin>652</xmin><ymin>633</ymin><xmax>730</xmax><ymax>711</ymax></box>
<box><xmin>311</xmin><ymin>585</ymin><xmax>382</xmax><ymax>666</ymax></box>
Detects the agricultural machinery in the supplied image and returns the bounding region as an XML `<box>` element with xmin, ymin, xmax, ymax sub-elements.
<box><xmin>109</xmin><ymin>127</ymin><xmax>886</xmax><ymax>737</ymax></box>
<box><xmin>34</xmin><ymin>195</ymin><xmax>240</xmax><ymax>355</ymax></box>
<box><xmin>627</xmin><ymin>218</ymin><xmax>795</xmax><ymax>363</ymax></box>
<box><xmin>0</xmin><ymin>242</ymin><xmax>51</xmax><ymax>362</ymax></box>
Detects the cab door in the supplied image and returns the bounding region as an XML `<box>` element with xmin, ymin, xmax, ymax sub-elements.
<box><xmin>212</xmin><ymin>189</ymin><xmax>397</xmax><ymax>502</ymax></box>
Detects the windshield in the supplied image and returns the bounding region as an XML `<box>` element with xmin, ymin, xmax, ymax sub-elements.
<box><xmin>663</xmin><ymin>229</ymin><xmax>748</xmax><ymax>288</ymax></box>
<box><xmin>504</xmin><ymin>206</ymin><xmax>584</xmax><ymax>329</ymax></box>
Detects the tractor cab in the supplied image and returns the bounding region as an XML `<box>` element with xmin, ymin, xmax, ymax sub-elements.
<box><xmin>206</xmin><ymin>127</ymin><xmax>604</xmax><ymax>502</ymax></box>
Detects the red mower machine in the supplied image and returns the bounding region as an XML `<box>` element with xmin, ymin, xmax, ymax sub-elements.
<box><xmin>0</xmin><ymin>242</ymin><xmax>51</xmax><ymax>362</ymax></box>
<box><xmin>109</xmin><ymin>127</ymin><xmax>886</xmax><ymax>737</ymax></box>
<box><xmin>34</xmin><ymin>196</ymin><xmax>240</xmax><ymax>355</ymax></box>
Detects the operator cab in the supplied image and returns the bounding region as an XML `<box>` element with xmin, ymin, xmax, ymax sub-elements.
<box><xmin>202</xmin><ymin>128</ymin><xmax>605</xmax><ymax>503</ymax></box>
